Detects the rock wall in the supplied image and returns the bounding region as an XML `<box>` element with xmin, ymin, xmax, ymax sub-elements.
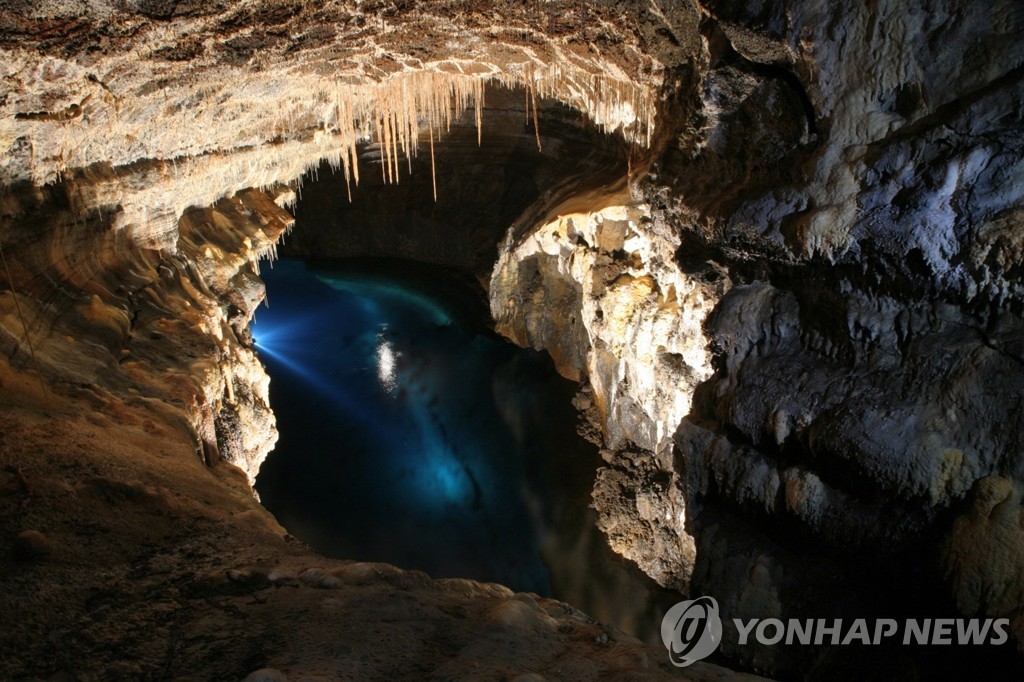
<box><xmin>486</xmin><ymin>0</ymin><xmax>1024</xmax><ymax>677</ymax></box>
<box><xmin>0</xmin><ymin>172</ymin><xmax>286</xmax><ymax>482</ymax></box>
<box><xmin>660</xmin><ymin>2</ymin><xmax>1024</xmax><ymax>674</ymax></box>
<box><xmin>490</xmin><ymin>198</ymin><xmax>722</xmax><ymax>593</ymax></box>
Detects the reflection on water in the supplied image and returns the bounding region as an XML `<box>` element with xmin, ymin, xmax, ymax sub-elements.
<box><xmin>254</xmin><ymin>258</ymin><xmax>677</xmax><ymax>642</ymax></box>
<box><xmin>254</xmin><ymin>258</ymin><xmax>572</xmax><ymax>593</ymax></box>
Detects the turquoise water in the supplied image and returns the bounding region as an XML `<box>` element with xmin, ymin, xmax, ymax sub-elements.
<box><xmin>252</xmin><ymin>259</ymin><xmax>595</xmax><ymax>595</ymax></box>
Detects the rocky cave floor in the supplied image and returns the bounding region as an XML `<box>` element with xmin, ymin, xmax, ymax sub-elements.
<box><xmin>0</xmin><ymin>359</ymin><xmax>752</xmax><ymax>682</ymax></box>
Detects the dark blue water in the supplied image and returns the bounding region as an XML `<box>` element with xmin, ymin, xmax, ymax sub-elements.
<box><xmin>252</xmin><ymin>259</ymin><xmax>596</xmax><ymax>595</ymax></box>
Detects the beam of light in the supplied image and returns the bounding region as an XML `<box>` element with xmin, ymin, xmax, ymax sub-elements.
<box><xmin>254</xmin><ymin>260</ymin><xmax>479</xmax><ymax>510</ymax></box>
<box><xmin>419</xmin><ymin>445</ymin><xmax>474</xmax><ymax>503</ymax></box>
<box><xmin>394</xmin><ymin>371</ymin><xmax>482</xmax><ymax>509</ymax></box>
<box><xmin>392</xmin><ymin>435</ymin><xmax>476</xmax><ymax>510</ymax></box>
<box><xmin>251</xmin><ymin>309</ymin><xmax>339</xmax><ymax>350</ymax></box>
<box><xmin>253</xmin><ymin>322</ymin><xmax>381</xmax><ymax>428</ymax></box>
<box><xmin>317</xmin><ymin>275</ymin><xmax>453</xmax><ymax>327</ymax></box>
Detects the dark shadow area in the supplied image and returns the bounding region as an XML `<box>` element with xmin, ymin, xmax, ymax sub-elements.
<box><xmin>283</xmin><ymin>84</ymin><xmax>630</xmax><ymax>280</ymax></box>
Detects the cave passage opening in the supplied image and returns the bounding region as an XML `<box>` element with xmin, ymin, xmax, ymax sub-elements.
<box><xmin>248</xmin><ymin>84</ymin><xmax>679</xmax><ymax>642</ymax></box>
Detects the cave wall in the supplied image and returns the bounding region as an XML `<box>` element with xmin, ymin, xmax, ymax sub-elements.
<box><xmin>482</xmin><ymin>0</ymin><xmax>1024</xmax><ymax>676</ymax></box>
<box><xmin>654</xmin><ymin>1</ymin><xmax>1024</xmax><ymax>672</ymax></box>
<box><xmin>0</xmin><ymin>171</ymin><xmax>287</xmax><ymax>480</ymax></box>
<box><xmin>667</xmin><ymin>1</ymin><xmax>1022</xmax><ymax>676</ymax></box>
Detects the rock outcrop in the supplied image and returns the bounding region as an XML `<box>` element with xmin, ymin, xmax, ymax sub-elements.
<box><xmin>485</xmin><ymin>0</ymin><xmax>1024</xmax><ymax>677</ymax></box>
<box><xmin>491</xmin><ymin>199</ymin><xmax>721</xmax><ymax>594</ymax></box>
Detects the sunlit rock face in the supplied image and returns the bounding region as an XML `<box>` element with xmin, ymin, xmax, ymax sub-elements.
<box><xmin>1</xmin><ymin>0</ymin><xmax>1024</xmax><ymax>678</ymax></box>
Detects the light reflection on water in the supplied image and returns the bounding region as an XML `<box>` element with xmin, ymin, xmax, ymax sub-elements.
<box><xmin>375</xmin><ymin>333</ymin><xmax>398</xmax><ymax>393</ymax></box>
<box><xmin>253</xmin><ymin>259</ymin><xmax>570</xmax><ymax>592</ymax></box>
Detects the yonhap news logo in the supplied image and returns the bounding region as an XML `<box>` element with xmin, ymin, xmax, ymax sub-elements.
<box><xmin>660</xmin><ymin>596</ymin><xmax>723</xmax><ymax>666</ymax></box>
<box><xmin>661</xmin><ymin>597</ymin><xmax>1011</xmax><ymax>667</ymax></box>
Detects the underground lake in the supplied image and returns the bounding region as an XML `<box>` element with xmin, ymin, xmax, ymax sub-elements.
<box><xmin>252</xmin><ymin>257</ymin><xmax>677</xmax><ymax>641</ymax></box>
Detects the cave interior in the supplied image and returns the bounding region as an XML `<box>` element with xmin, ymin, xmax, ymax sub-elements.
<box><xmin>1</xmin><ymin>1</ymin><xmax>1023</xmax><ymax>680</ymax></box>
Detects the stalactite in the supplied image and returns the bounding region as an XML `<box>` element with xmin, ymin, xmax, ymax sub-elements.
<box><xmin>531</xmin><ymin>85</ymin><xmax>542</xmax><ymax>152</ymax></box>
<box><xmin>312</xmin><ymin>67</ymin><xmax>654</xmax><ymax>201</ymax></box>
<box><xmin>429</xmin><ymin>123</ymin><xmax>437</xmax><ymax>203</ymax></box>
<box><xmin>154</xmin><ymin>51</ymin><xmax>666</xmax><ymax>465</ymax></box>
<box><xmin>31</xmin><ymin>64</ymin><xmax>657</xmax><ymax>243</ymax></box>
<box><xmin>475</xmin><ymin>78</ymin><xmax>483</xmax><ymax>146</ymax></box>
<box><xmin>391</xmin><ymin>110</ymin><xmax>401</xmax><ymax>183</ymax></box>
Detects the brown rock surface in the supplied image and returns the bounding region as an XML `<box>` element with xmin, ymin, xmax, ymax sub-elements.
<box><xmin>1</xmin><ymin>371</ymin><xmax>745</xmax><ymax>680</ymax></box>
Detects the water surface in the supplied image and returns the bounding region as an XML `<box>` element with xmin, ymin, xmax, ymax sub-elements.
<box><xmin>253</xmin><ymin>258</ymin><xmax>600</xmax><ymax>594</ymax></box>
